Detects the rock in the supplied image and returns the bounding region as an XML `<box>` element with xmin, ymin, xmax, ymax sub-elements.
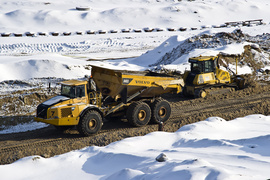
<box><xmin>251</xmin><ymin>43</ymin><xmax>260</xmax><ymax>49</ymax></box>
<box><xmin>76</xmin><ymin>6</ymin><xmax>90</xmax><ymax>11</ymax></box>
<box><xmin>156</xmin><ymin>153</ymin><xmax>168</xmax><ymax>162</ymax></box>
<box><xmin>41</xmin><ymin>154</ymin><xmax>50</xmax><ymax>158</ymax></box>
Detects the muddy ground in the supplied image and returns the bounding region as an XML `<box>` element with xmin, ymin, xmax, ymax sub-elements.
<box><xmin>0</xmin><ymin>81</ymin><xmax>269</xmax><ymax>164</ymax></box>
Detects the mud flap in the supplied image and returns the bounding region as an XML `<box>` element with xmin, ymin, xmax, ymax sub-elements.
<box><xmin>120</xmin><ymin>87</ymin><xmax>128</xmax><ymax>104</ymax></box>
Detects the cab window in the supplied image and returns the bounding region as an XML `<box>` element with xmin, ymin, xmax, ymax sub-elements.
<box><xmin>204</xmin><ymin>60</ymin><xmax>211</xmax><ymax>73</ymax></box>
<box><xmin>204</xmin><ymin>60</ymin><xmax>215</xmax><ymax>73</ymax></box>
<box><xmin>61</xmin><ymin>85</ymin><xmax>75</xmax><ymax>98</ymax></box>
<box><xmin>61</xmin><ymin>85</ymin><xmax>85</xmax><ymax>98</ymax></box>
<box><xmin>76</xmin><ymin>85</ymin><xmax>85</xmax><ymax>98</ymax></box>
<box><xmin>191</xmin><ymin>62</ymin><xmax>202</xmax><ymax>73</ymax></box>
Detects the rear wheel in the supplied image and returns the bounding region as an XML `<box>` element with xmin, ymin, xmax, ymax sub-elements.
<box><xmin>77</xmin><ymin>110</ymin><xmax>103</xmax><ymax>136</ymax></box>
<box><xmin>127</xmin><ymin>101</ymin><xmax>151</xmax><ymax>127</ymax></box>
<box><xmin>150</xmin><ymin>99</ymin><xmax>171</xmax><ymax>124</ymax></box>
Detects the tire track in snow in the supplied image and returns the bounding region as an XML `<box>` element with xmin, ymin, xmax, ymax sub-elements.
<box><xmin>0</xmin><ymin>38</ymin><xmax>153</xmax><ymax>56</ymax></box>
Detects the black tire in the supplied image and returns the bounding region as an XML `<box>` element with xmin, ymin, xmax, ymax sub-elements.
<box><xmin>150</xmin><ymin>99</ymin><xmax>171</xmax><ymax>124</ymax></box>
<box><xmin>182</xmin><ymin>86</ymin><xmax>189</xmax><ymax>97</ymax></box>
<box><xmin>126</xmin><ymin>101</ymin><xmax>151</xmax><ymax>127</ymax></box>
<box><xmin>77</xmin><ymin>110</ymin><xmax>103</xmax><ymax>136</ymax></box>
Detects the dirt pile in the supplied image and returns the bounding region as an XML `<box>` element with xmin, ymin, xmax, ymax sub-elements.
<box><xmin>0</xmin><ymin>78</ymin><xmax>63</xmax><ymax>116</ymax></box>
<box><xmin>0</xmin><ymin>88</ymin><xmax>58</xmax><ymax>116</ymax></box>
<box><xmin>151</xmin><ymin>30</ymin><xmax>270</xmax><ymax>74</ymax></box>
<box><xmin>0</xmin><ymin>91</ymin><xmax>57</xmax><ymax>130</ymax></box>
<box><xmin>0</xmin><ymin>78</ymin><xmax>62</xmax><ymax>131</ymax></box>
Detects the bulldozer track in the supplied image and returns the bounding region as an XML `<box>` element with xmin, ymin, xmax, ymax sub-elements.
<box><xmin>0</xmin><ymin>89</ymin><xmax>269</xmax><ymax>165</ymax></box>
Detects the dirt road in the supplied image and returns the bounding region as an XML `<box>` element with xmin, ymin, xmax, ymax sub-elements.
<box><xmin>0</xmin><ymin>84</ymin><xmax>269</xmax><ymax>164</ymax></box>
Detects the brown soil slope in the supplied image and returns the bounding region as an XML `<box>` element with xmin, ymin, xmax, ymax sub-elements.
<box><xmin>0</xmin><ymin>84</ymin><xmax>269</xmax><ymax>165</ymax></box>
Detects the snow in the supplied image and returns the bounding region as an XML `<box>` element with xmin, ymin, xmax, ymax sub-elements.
<box><xmin>1</xmin><ymin>115</ymin><xmax>270</xmax><ymax>179</ymax></box>
<box><xmin>0</xmin><ymin>121</ymin><xmax>48</xmax><ymax>134</ymax></box>
<box><xmin>1</xmin><ymin>0</ymin><xmax>270</xmax><ymax>179</ymax></box>
<box><xmin>42</xmin><ymin>95</ymin><xmax>69</xmax><ymax>106</ymax></box>
<box><xmin>0</xmin><ymin>54</ymin><xmax>92</xmax><ymax>81</ymax></box>
<box><xmin>0</xmin><ymin>0</ymin><xmax>270</xmax><ymax>81</ymax></box>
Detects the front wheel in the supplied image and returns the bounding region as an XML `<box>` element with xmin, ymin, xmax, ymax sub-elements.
<box><xmin>77</xmin><ymin>110</ymin><xmax>103</xmax><ymax>136</ymax></box>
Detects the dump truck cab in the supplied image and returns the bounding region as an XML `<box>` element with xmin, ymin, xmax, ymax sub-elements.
<box><xmin>60</xmin><ymin>80</ymin><xmax>88</xmax><ymax>102</ymax></box>
<box><xmin>183</xmin><ymin>56</ymin><xmax>232</xmax><ymax>98</ymax></box>
<box><xmin>35</xmin><ymin>80</ymin><xmax>98</xmax><ymax>127</ymax></box>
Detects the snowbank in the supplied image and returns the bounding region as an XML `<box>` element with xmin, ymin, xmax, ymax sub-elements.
<box><xmin>0</xmin><ymin>54</ymin><xmax>90</xmax><ymax>81</ymax></box>
<box><xmin>0</xmin><ymin>121</ymin><xmax>48</xmax><ymax>134</ymax></box>
<box><xmin>0</xmin><ymin>0</ymin><xmax>270</xmax><ymax>81</ymax></box>
<box><xmin>1</xmin><ymin>115</ymin><xmax>270</xmax><ymax>180</ymax></box>
<box><xmin>0</xmin><ymin>0</ymin><xmax>269</xmax><ymax>32</ymax></box>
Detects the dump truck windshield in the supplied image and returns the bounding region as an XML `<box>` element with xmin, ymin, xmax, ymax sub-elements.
<box><xmin>61</xmin><ymin>85</ymin><xmax>75</xmax><ymax>98</ymax></box>
<box><xmin>61</xmin><ymin>85</ymin><xmax>85</xmax><ymax>98</ymax></box>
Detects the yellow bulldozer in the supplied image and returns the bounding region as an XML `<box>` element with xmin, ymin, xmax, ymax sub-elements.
<box><xmin>183</xmin><ymin>55</ymin><xmax>245</xmax><ymax>98</ymax></box>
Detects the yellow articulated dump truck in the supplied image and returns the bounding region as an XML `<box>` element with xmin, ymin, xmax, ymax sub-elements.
<box><xmin>35</xmin><ymin>66</ymin><xmax>184</xmax><ymax>136</ymax></box>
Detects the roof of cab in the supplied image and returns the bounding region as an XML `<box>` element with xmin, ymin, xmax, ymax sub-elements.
<box><xmin>189</xmin><ymin>56</ymin><xmax>218</xmax><ymax>62</ymax></box>
<box><xmin>60</xmin><ymin>80</ymin><xmax>87</xmax><ymax>86</ymax></box>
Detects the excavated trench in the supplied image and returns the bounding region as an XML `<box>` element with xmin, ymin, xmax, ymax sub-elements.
<box><xmin>0</xmin><ymin>83</ymin><xmax>269</xmax><ymax>165</ymax></box>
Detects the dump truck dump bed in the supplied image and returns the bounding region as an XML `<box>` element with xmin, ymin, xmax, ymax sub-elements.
<box><xmin>91</xmin><ymin>66</ymin><xmax>183</xmax><ymax>98</ymax></box>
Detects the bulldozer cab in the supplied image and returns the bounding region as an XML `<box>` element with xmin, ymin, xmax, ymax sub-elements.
<box><xmin>189</xmin><ymin>56</ymin><xmax>218</xmax><ymax>74</ymax></box>
<box><xmin>184</xmin><ymin>55</ymin><xmax>232</xmax><ymax>89</ymax></box>
<box><xmin>184</xmin><ymin>56</ymin><xmax>219</xmax><ymax>86</ymax></box>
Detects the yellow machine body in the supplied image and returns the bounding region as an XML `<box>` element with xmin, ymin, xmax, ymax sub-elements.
<box><xmin>35</xmin><ymin>80</ymin><xmax>90</xmax><ymax>126</ymax></box>
<box><xmin>35</xmin><ymin>66</ymin><xmax>184</xmax><ymax>127</ymax></box>
<box><xmin>91</xmin><ymin>66</ymin><xmax>183</xmax><ymax>98</ymax></box>
<box><xmin>183</xmin><ymin>56</ymin><xmax>233</xmax><ymax>97</ymax></box>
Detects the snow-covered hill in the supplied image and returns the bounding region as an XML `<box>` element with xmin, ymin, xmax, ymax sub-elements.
<box><xmin>0</xmin><ymin>0</ymin><xmax>270</xmax><ymax>81</ymax></box>
<box><xmin>0</xmin><ymin>0</ymin><xmax>269</xmax><ymax>32</ymax></box>
<box><xmin>1</xmin><ymin>115</ymin><xmax>270</xmax><ymax>180</ymax></box>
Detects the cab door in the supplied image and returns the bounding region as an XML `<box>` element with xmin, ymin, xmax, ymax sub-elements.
<box><xmin>73</xmin><ymin>85</ymin><xmax>87</xmax><ymax>104</ymax></box>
